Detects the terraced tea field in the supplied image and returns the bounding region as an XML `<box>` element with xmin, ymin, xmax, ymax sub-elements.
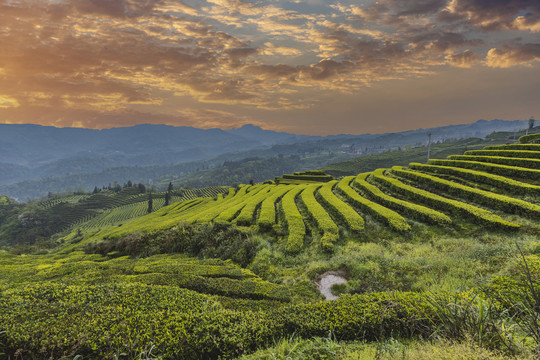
<box><xmin>3</xmin><ymin>132</ymin><xmax>540</xmax><ymax>360</ymax></box>
<box><xmin>79</xmin><ymin>134</ymin><xmax>540</xmax><ymax>254</ymax></box>
<box><xmin>36</xmin><ymin>186</ymin><xmax>228</xmax><ymax>233</ymax></box>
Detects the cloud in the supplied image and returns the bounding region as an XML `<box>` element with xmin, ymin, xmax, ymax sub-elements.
<box><xmin>439</xmin><ymin>0</ymin><xmax>540</xmax><ymax>31</ymax></box>
<box><xmin>0</xmin><ymin>0</ymin><xmax>538</xmax><ymax>130</ymax></box>
<box><xmin>260</xmin><ymin>43</ymin><xmax>302</xmax><ymax>57</ymax></box>
<box><xmin>485</xmin><ymin>44</ymin><xmax>540</xmax><ymax>68</ymax></box>
<box><xmin>0</xmin><ymin>95</ymin><xmax>20</xmax><ymax>109</ymax></box>
<box><xmin>446</xmin><ymin>49</ymin><xmax>479</xmax><ymax>67</ymax></box>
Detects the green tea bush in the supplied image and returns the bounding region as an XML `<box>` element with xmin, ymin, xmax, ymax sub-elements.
<box><xmin>0</xmin><ymin>282</ymin><xmax>442</xmax><ymax>360</ymax></box>
<box><xmin>484</xmin><ymin>144</ymin><xmax>540</xmax><ymax>151</ymax></box>
<box><xmin>299</xmin><ymin>184</ymin><xmax>339</xmax><ymax>251</ymax></box>
<box><xmin>428</xmin><ymin>159</ymin><xmax>540</xmax><ymax>181</ymax></box>
<box><xmin>316</xmin><ymin>181</ymin><xmax>365</xmax><ymax>232</ymax></box>
<box><xmin>409</xmin><ymin>163</ymin><xmax>540</xmax><ymax>195</ymax></box>
<box><xmin>372</xmin><ymin>168</ymin><xmax>519</xmax><ymax>230</ymax></box>
<box><xmin>186</xmin><ymin>185</ymin><xmax>252</xmax><ymax>223</ymax></box>
<box><xmin>465</xmin><ymin>149</ymin><xmax>540</xmax><ymax>159</ymax></box>
<box><xmin>336</xmin><ymin>176</ymin><xmax>410</xmax><ymax>232</ymax></box>
<box><xmin>392</xmin><ymin>167</ymin><xmax>540</xmax><ymax>219</ymax></box>
<box><xmin>519</xmin><ymin>133</ymin><xmax>540</xmax><ymax>144</ymax></box>
<box><xmin>280</xmin><ymin>186</ymin><xmax>307</xmax><ymax>253</ymax></box>
<box><xmin>354</xmin><ymin>172</ymin><xmax>451</xmax><ymax>226</ymax></box>
<box><xmin>447</xmin><ymin>155</ymin><xmax>540</xmax><ymax>170</ymax></box>
<box><xmin>282</xmin><ymin>174</ymin><xmax>334</xmax><ymax>182</ymax></box>
<box><xmin>258</xmin><ymin>185</ymin><xmax>292</xmax><ymax>230</ymax></box>
<box><xmin>235</xmin><ymin>186</ymin><xmax>275</xmax><ymax>226</ymax></box>
<box><xmin>85</xmin><ymin>222</ymin><xmax>259</xmax><ymax>267</ymax></box>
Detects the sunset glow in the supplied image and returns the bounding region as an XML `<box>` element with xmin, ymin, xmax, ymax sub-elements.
<box><xmin>0</xmin><ymin>0</ymin><xmax>539</xmax><ymax>134</ymax></box>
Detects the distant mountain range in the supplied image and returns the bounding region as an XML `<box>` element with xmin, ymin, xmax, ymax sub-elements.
<box><xmin>0</xmin><ymin>119</ymin><xmax>529</xmax><ymax>199</ymax></box>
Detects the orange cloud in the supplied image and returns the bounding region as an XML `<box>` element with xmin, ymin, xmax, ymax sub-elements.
<box><xmin>486</xmin><ymin>45</ymin><xmax>540</xmax><ymax>68</ymax></box>
<box><xmin>0</xmin><ymin>0</ymin><xmax>538</xmax><ymax>132</ymax></box>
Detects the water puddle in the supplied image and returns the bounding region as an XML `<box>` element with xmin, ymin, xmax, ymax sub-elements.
<box><xmin>317</xmin><ymin>272</ymin><xmax>348</xmax><ymax>301</ymax></box>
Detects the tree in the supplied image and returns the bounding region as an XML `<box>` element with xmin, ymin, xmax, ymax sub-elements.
<box><xmin>138</xmin><ymin>183</ymin><xmax>146</xmax><ymax>193</ymax></box>
<box><xmin>147</xmin><ymin>192</ymin><xmax>153</xmax><ymax>213</ymax></box>
<box><xmin>164</xmin><ymin>191</ymin><xmax>170</xmax><ymax>207</ymax></box>
<box><xmin>530</xmin><ymin>117</ymin><xmax>535</xmax><ymax>130</ymax></box>
<box><xmin>92</xmin><ymin>186</ymin><xmax>99</xmax><ymax>194</ymax></box>
<box><xmin>165</xmin><ymin>182</ymin><xmax>173</xmax><ymax>206</ymax></box>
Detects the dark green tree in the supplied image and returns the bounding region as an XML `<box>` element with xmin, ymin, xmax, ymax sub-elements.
<box><xmin>147</xmin><ymin>192</ymin><xmax>153</xmax><ymax>213</ymax></box>
<box><xmin>138</xmin><ymin>183</ymin><xmax>146</xmax><ymax>193</ymax></box>
<box><xmin>165</xmin><ymin>182</ymin><xmax>173</xmax><ymax>206</ymax></box>
<box><xmin>529</xmin><ymin>117</ymin><xmax>535</xmax><ymax>130</ymax></box>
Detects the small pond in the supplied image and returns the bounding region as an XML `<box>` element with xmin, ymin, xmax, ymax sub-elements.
<box><xmin>318</xmin><ymin>273</ymin><xmax>347</xmax><ymax>301</ymax></box>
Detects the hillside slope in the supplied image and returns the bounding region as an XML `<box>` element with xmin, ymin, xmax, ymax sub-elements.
<box><xmin>1</xmin><ymin>131</ymin><xmax>539</xmax><ymax>359</ymax></box>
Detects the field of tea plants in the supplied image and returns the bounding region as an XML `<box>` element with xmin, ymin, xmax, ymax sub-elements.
<box><xmin>1</xmin><ymin>132</ymin><xmax>540</xmax><ymax>359</ymax></box>
<box><xmin>71</xmin><ymin>134</ymin><xmax>540</xmax><ymax>257</ymax></box>
<box><xmin>33</xmin><ymin>185</ymin><xmax>229</xmax><ymax>234</ymax></box>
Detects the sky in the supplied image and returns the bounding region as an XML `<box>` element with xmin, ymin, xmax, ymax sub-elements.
<box><xmin>0</xmin><ymin>0</ymin><xmax>539</xmax><ymax>135</ymax></box>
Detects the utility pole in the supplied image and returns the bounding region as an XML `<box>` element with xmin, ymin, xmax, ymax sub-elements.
<box><xmin>427</xmin><ymin>132</ymin><xmax>432</xmax><ymax>163</ymax></box>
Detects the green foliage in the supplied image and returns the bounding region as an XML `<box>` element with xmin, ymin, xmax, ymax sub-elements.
<box><xmin>485</xmin><ymin>144</ymin><xmax>540</xmax><ymax>151</ymax></box>
<box><xmin>185</xmin><ymin>186</ymin><xmax>251</xmax><ymax>223</ymax></box>
<box><xmin>316</xmin><ymin>181</ymin><xmax>365</xmax><ymax>232</ymax></box>
<box><xmin>235</xmin><ymin>186</ymin><xmax>276</xmax><ymax>226</ymax></box>
<box><xmin>282</xmin><ymin>173</ymin><xmax>333</xmax><ymax>182</ymax></box>
<box><xmin>353</xmin><ymin>172</ymin><xmax>451</xmax><ymax>226</ymax></box>
<box><xmin>428</xmin><ymin>159</ymin><xmax>540</xmax><ymax>181</ymax></box>
<box><xmin>87</xmin><ymin>222</ymin><xmax>260</xmax><ymax>268</ymax></box>
<box><xmin>258</xmin><ymin>185</ymin><xmax>293</xmax><ymax>230</ymax></box>
<box><xmin>281</xmin><ymin>185</ymin><xmax>307</xmax><ymax>253</ymax></box>
<box><xmin>323</xmin><ymin>137</ymin><xmax>495</xmax><ymax>177</ymax></box>
<box><xmin>225</xmin><ymin>187</ymin><xmax>236</xmax><ymax>199</ymax></box>
<box><xmin>0</xmin><ymin>196</ymin><xmax>12</xmax><ymax>206</ymax></box>
<box><xmin>465</xmin><ymin>150</ymin><xmax>540</xmax><ymax>159</ymax></box>
<box><xmin>299</xmin><ymin>184</ymin><xmax>339</xmax><ymax>251</ymax></box>
<box><xmin>1</xmin><ymin>248</ymin><xmax>464</xmax><ymax>360</ymax></box>
<box><xmin>392</xmin><ymin>167</ymin><xmax>540</xmax><ymax>219</ymax></box>
<box><xmin>372</xmin><ymin>168</ymin><xmax>519</xmax><ymax>230</ymax></box>
<box><xmin>447</xmin><ymin>155</ymin><xmax>540</xmax><ymax>170</ymax></box>
<box><xmin>519</xmin><ymin>133</ymin><xmax>540</xmax><ymax>144</ymax></box>
<box><xmin>409</xmin><ymin>163</ymin><xmax>540</xmax><ymax>196</ymax></box>
<box><xmin>214</xmin><ymin>186</ymin><xmax>271</xmax><ymax>223</ymax></box>
<box><xmin>241</xmin><ymin>337</ymin><xmax>518</xmax><ymax>360</ymax></box>
<box><xmin>336</xmin><ymin>176</ymin><xmax>411</xmax><ymax>232</ymax></box>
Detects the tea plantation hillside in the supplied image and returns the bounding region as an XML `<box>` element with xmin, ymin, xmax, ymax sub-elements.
<box><xmin>0</xmin><ymin>185</ymin><xmax>227</xmax><ymax>247</ymax></box>
<box><xmin>322</xmin><ymin>128</ymin><xmax>540</xmax><ymax>177</ymax></box>
<box><xmin>1</xmin><ymin>132</ymin><xmax>540</xmax><ymax>359</ymax></box>
<box><xmin>75</xmin><ymin>139</ymin><xmax>539</xmax><ymax>255</ymax></box>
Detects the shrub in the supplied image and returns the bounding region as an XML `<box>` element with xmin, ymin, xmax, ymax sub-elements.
<box><xmin>371</xmin><ymin>168</ymin><xmax>519</xmax><ymax>230</ymax></box>
<box><xmin>353</xmin><ymin>172</ymin><xmax>451</xmax><ymax>226</ymax></box>
<box><xmin>409</xmin><ymin>163</ymin><xmax>540</xmax><ymax>195</ymax></box>
<box><xmin>392</xmin><ymin>166</ymin><xmax>540</xmax><ymax>219</ymax></box>
<box><xmin>316</xmin><ymin>181</ymin><xmax>365</xmax><ymax>232</ymax></box>
<box><xmin>299</xmin><ymin>184</ymin><xmax>339</xmax><ymax>251</ymax></box>
<box><xmin>428</xmin><ymin>159</ymin><xmax>540</xmax><ymax>181</ymax></box>
<box><xmin>447</xmin><ymin>155</ymin><xmax>540</xmax><ymax>170</ymax></box>
<box><xmin>336</xmin><ymin>176</ymin><xmax>410</xmax><ymax>232</ymax></box>
<box><xmin>280</xmin><ymin>186</ymin><xmax>307</xmax><ymax>253</ymax></box>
